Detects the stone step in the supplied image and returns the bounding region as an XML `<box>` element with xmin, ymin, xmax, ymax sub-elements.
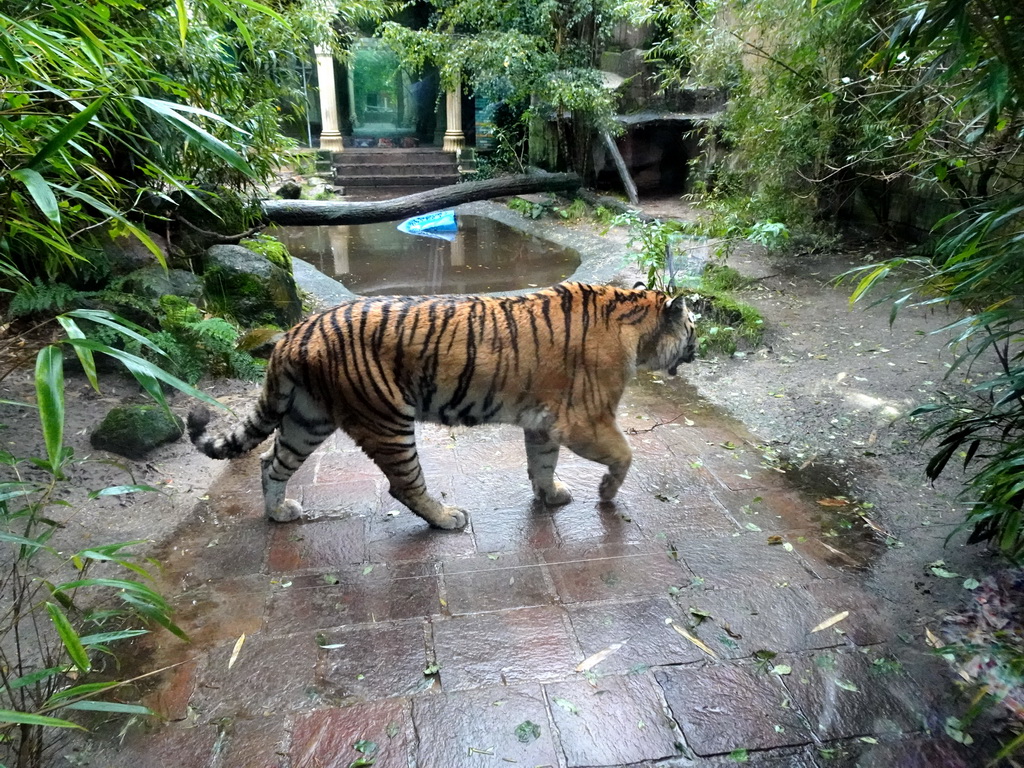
<box><xmin>331</xmin><ymin>149</ymin><xmax>456</xmax><ymax>166</ymax></box>
<box><xmin>335</xmin><ymin>163</ymin><xmax>460</xmax><ymax>176</ymax></box>
<box><xmin>338</xmin><ymin>173</ymin><xmax>461</xmax><ymax>187</ymax></box>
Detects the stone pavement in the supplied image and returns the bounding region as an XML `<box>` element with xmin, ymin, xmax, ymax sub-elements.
<box><xmin>77</xmin><ymin>375</ymin><xmax>972</xmax><ymax>768</ymax></box>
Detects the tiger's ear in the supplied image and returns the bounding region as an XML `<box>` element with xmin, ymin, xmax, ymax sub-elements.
<box><xmin>666</xmin><ymin>295</ymin><xmax>687</xmax><ymax>317</ymax></box>
<box><xmin>633</xmin><ymin>281</ymin><xmax>648</xmax><ymax>290</ymax></box>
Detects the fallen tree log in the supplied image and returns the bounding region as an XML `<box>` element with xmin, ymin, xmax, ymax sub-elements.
<box><xmin>261</xmin><ymin>173</ymin><xmax>582</xmax><ymax>226</ymax></box>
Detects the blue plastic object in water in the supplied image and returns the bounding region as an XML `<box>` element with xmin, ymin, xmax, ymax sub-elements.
<box><xmin>397</xmin><ymin>210</ymin><xmax>458</xmax><ymax>241</ymax></box>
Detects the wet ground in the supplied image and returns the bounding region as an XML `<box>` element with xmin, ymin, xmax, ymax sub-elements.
<box><xmin>25</xmin><ymin>197</ymin><xmax>990</xmax><ymax>767</ymax></box>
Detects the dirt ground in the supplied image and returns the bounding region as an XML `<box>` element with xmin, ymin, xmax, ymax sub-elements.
<box><xmin>0</xmin><ymin>195</ymin><xmax>1001</xmax><ymax>760</ymax></box>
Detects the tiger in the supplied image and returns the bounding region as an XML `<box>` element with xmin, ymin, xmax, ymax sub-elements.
<box><xmin>188</xmin><ymin>282</ymin><xmax>697</xmax><ymax>530</ymax></box>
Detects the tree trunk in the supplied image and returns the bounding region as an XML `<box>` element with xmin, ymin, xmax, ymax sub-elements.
<box><xmin>262</xmin><ymin>173</ymin><xmax>582</xmax><ymax>226</ymax></box>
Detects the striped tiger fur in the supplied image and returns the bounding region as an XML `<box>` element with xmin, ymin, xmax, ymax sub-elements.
<box><xmin>188</xmin><ymin>282</ymin><xmax>696</xmax><ymax>529</ymax></box>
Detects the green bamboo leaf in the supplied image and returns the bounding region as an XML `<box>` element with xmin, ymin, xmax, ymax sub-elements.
<box><xmin>8</xmin><ymin>667</ymin><xmax>68</xmax><ymax>691</ymax></box>
<box><xmin>133</xmin><ymin>97</ymin><xmax>254</xmax><ymax>177</ymax></box>
<box><xmin>118</xmin><ymin>592</ymin><xmax>189</xmax><ymax>641</ymax></box>
<box><xmin>77</xmin><ymin>629</ymin><xmax>148</xmax><ymax>646</ymax></box>
<box><xmin>46</xmin><ymin>602</ymin><xmax>91</xmax><ymax>673</ymax></box>
<box><xmin>62</xmin><ymin>338</ymin><xmax>225</xmax><ymax>411</ymax></box>
<box><xmin>56</xmin><ymin>316</ymin><xmax>98</xmax><ymax>392</ymax></box>
<box><xmin>34</xmin><ymin>345</ymin><xmax>65</xmax><ymax>472</ymax></box>
<box><xmin>0</xmin><ymin>531</ymin><xmax>52</xmax><ymax>551</ymax></box>
<box><xmin>46</xmin><ymin>681</ymin><xmax>119</xmax><ymax>703</ymax></box>
<box><xmin>49</xmin><ymin>186</ymin><xmax>166</xmax><ymax>268</ymax></box>
<box><xmin>63</xmin><ymin>701</ymin><xmax>154</xmax><ymax>715</ymax></box>
<box><xmin>174</xmin><ymin>0</ymin><xmax>188</xmax><ymax>45</ymax></box>
<box><xmin>26</xmin><ymin>94</ymin><xmax>109</xmax><ymax>171</ymax></box>
<box><xmin>11</xmin><ymin>168</ymin><xmax>60</xmax><ymax>224</ymax></box>
<box><xmin>0</xmin><ymin>709</ymin><xmax>85</xmax><ymax>729</ymax></box>
<box><xmin>62</xmin><ymin>309</ymin><xmax>167</xmax><ymax>357</ymax></box>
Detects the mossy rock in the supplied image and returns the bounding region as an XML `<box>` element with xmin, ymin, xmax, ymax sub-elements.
<box><xmin>203</xmin><ymin>244</ymin><xmax>302</xmax><ymax>328</ymax></box>
<box><xmin>91</xmin><ymin>405</ymin><xmax>185</xmax><ymax>459</ymax></box>
<box><xmin>121</xmin><ymin>266</ymin><xmax>203</xmax><ymax>301</ymax></box>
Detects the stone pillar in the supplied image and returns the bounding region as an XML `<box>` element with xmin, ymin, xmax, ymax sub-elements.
<box><xmin>442</xmin><ymin>74</ymin><xmax>465</xmax><ymax>152</ymax></box>
<box><xmin>328</xmin><ymin>225</ymin><xmax>350</xmax><ymax>276</ymax></box>
<box><xmin>347</xmin><ymin>60</ymin><xmax>358</xmax><ymax>129</ymax></box>
<box><xmin>315</xmin><ymin>46</ymin><xmax>344</xmax><ymax>151</ymax></box>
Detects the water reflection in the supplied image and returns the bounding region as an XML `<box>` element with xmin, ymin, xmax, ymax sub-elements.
<box><xmin>271</xmin><ymin>215</ymin><xmax>580</xmax><ymax>296</ymax></box>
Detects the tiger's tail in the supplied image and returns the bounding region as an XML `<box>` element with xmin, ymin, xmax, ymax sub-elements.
<box><xmin>187</xmin><ymin>356</ymin><xmax>295</xmax><ymax>460</ymax></box>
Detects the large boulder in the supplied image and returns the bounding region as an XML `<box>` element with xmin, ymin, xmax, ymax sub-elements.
<box><xmin>91</xmin><ymin>405</ymin><xmax>184</xmax><ymax>459</ymax></box>
<box><xmin>202</xmin><ymin>244</ymin><xmax>302</xmax><ymax>328</ymax></box>
<box><xmin>96</xmin><ymin>229</ymin><xmax>170</xmax><ymax>276</ymax></box>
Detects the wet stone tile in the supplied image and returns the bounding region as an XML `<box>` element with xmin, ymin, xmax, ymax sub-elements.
<box><xmin>143</xmin><ymin>658</ymin><xmax>199</xmax><ymax>721</ymax></box>
<box><xmin>291</xmin><ymin>699</ymin><xmax>414</xmax><ymax>768</ymax></box>
<box><xmin>267</xmin><ymin>515</ymin><xmax>367</xmax><ymax>571</ymax></box>
<box><xmin>299</xmin><ymin>477</ymin><xmax>381</xmax><ymax>517</ymax></box>
<box><xmin>220</xmin><ymin>714</ymin><xmax>292</xmax><ymax>768</ymax></box>
<box><xmin>783</xmin><ymin>650</ymin><xmax>925</xmax><ymax>741</ymax></box>
<box><xmin>656</xmin><ymin>663</ymin><xmax>812</xmax><ymax>755</ymax></box>
<box><xmin>313</xmin><ymin>450</ymin><xmax>380</xmax><ymax>482</ymax></box>
<box><xmin>191</xmin><ymin>631</ymin><xmax>320</xmax><ymax>722</ymax></box>
<box><xmin>544</xmin><ymin>541</ymin><xmax>694</xmax><ymax>604</ymax></box>
<box><xmin>549</xmin><ymin>498</ymin><xmax>648</xmax><ymax>544</ymax></box>
<box><xmin>699</xmin><ymin>448</ymin><xmax>780</xmax><ymax>492</ymax></box>
<box><xmin>366</xmin><ymin>507</ymin><xmax>477</xmax><ymax>563</ymax></box>
<box><xmin>442</xmin><ymin>552</ymin><xmax>555</xmax><ymax>614</ymax></box>
<box><xmin>672</xmin><ymin>533</ymin><xmax>821</xmax><ymax>591</ymax></box>
<box><xmin>169</xmin><ymin>575</ymin><xmax>270</xmax><ymax>647</ymax></box>
<box><xmin>432</xmin><ymin>606</ymin><xmax>578</xmax><ymax>690</ymax></box>
<box><xmin>566</xmin><ymin>596</ymin><xmax>704</xmax><ymax>672</ymax></box>
<box><xmin>545</xmin><ymin>673</ymin><xmax>686</xmax><ymax>766</ymax></box>
<box><xmin>627</xmin><ymin>494</ymin><xmax>741</xmax><ymax>537</ymax></box>
<box><xmin>79</xmin><ymin>722</ymin><xmax>220</xmax><ymax>768</ymax></box>
<box><xmin>315</xmin><ymin>619</ymin><xmax>432</xmax><ymax>703</ymax></box>
<box><xmin>411</xmin><ymin>684</ymin><xmax>560</xmax><ymax>768</ymax></box>
<box><xmin>798</xmin><ymin>579</ymin><xmax>894</xmax><ymax>646</ymax></box>
<box><xmin>683</xmin><ymin>585</ymin><xmax>850</xmax><ymax>660</ymax></box>
<box><xmin>267</xmin><ymin>562</ymin><xmax>440</xmax><ymax>628</ymax></box>
<box><xmin>469</xmin><ymin>503</ymin><xmax>560</xmax><ymax>554</ymax></box>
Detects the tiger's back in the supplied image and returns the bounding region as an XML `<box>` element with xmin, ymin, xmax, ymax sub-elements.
<box><xmin>189</xmin><ymin>282</ymin><xmax>696</xmax><ymax>528</ymax></box>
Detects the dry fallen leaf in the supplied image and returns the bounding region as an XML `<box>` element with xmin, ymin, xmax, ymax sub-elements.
<box><xmin>575</xmin><ymin>642</ymin><xmax>625</xmax><ymax>672</ymax></box>
<box><xmin>925</xmin><ymin>626</ymin><xmax>944</xmax><ymax>649</ymax></box>
<box><xmin>669</xmin><ymin>620</ymin><xmax>718</xmax><ymax>658</ymax></box>
<box><xmin>228</xmin><ymin>633</ymin><xmax>246</xmax><ymax>669</ymax></box>
<box><xmin>810</xmin><ymin>611</ymin><xmax>850</xmax><ymax>633</ymax></box>
<box><xmin>817</xmin><ymin>498</ymin><xmax>850</xmax><ymax>507</ymax></box>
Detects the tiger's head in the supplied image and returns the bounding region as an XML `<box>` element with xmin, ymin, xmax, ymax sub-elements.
<box><xmin>640</xmin><ymin>292</ymin><xmax>697</xmax><ymax>375</ymax></box>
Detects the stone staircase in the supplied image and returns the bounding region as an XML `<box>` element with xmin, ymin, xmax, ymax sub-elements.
<box><xmin>332</xmin><ymin>148</ymin><xmax>460</xmax><ymax>191</ymax></box>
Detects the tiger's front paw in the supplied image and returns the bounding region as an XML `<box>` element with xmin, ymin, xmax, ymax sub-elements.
<box><xmin>435</xmin><ymin>505</ymin><xmax>469</xmax><ymax>530</ymax></box>
<box><xmin>268</xmin><ymin>498</ymin><xmax>303</xmax><ymax>522</ymax></box>
<box><xmin>538</xmin><ymin>481</ymin><xmax>573</xmax><ymax>507</ymax></box>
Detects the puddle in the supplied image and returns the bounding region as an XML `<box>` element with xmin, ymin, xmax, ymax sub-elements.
<box><xmin>271</xmin><ymin>214</ymin><xmax>580</xmax><ymax>295</ymax></box>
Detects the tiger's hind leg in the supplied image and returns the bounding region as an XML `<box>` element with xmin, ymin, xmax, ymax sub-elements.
<box><xmin>260</xmin><ymin>397</ymin><xmax>335</xmax><ymax>522</ymax></box>
<box><xmin>351</xmin><ymin>424</ymin><xmax>468</xmax><ymax>530</ymax></box>
<box><xmin>524</xmin><ymin>429</ymin><xmax>573</xmax><ymax>506</ymax></box>
<box><xmin>559</xmin><ymin>417</ymin><xmax>633</xmax><ymax>502</ymax></box>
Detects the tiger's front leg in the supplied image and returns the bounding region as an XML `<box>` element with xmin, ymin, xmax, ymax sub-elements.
<box><xmin>560</xmin><ymin>418</ymin><xmax>633</xmax><ymax>502</ymax></box>
<box><xmin>356</xmin><ymin>428</ymin><xmax>468</xmax><ymax>530</ymax></box>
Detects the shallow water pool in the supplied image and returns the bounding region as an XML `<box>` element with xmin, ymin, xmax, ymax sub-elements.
<box><xmin>272</xmin><ymin>214</ymin><xmax>581</xmax><ymax>296</ymax></box>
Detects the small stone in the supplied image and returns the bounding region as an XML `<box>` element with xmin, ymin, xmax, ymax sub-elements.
<box><xmin>91</xmin><ymin>405</ymin><xmax>184</xmax><ymax>459</ymax></box>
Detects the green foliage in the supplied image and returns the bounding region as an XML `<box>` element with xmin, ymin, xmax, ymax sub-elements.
<box><xmin>147</xmin><ymin>296</ymin><xmax>265</xmax><ymax>384</ymax></box>
<box><xmin>9</xmin><ymin>282</ymin><xmax>86</xmax><ymax>318</ymax></box>
<box><xmin>0</xmin><ymin>0</ymin><xmax>392</xmax><ymax>286</ymax></box>
<box><xmin>0</xmin><ymin>311</ymin><xmax>224</xmax><ymax>766</ymax></box>
<box><xmin>508</xmin><ymin>198</ymin><xmax>548</xmax><ymax>220</ymax></box>
<box><xmin>378</xmin><ymin>0</ymin><xmax>633</xmax><ymax>173</ymax></box>
<box><xmin>239</xmin><ymin>234</ymin><xmax>293</xmax><ymax>271</ymax></box>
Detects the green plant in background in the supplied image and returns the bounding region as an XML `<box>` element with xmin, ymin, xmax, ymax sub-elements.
<box><xmin>378</xmin><ymin>0</ymin><xmax>633</xmax><ymax>176</ymax></box>
<box><xmin>1</xmin><ymin>310</ymin><xmax>224</xmax><ymax>767</ymax></box>
<box><xmin>507</xmin><ymin>197</ymin><xmax>548</xmax><ymax>220</ymax></box>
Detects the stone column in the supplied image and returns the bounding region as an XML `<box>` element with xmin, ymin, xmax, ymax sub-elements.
<box><xmin>442</xmin><ymin>74</ymin><xmax>465</xmax><ymax>152</ymax></box>
<box><xmin>315</xmin><ymin>46</ymin><xmax>344</xmax><ymax>151</ymax></box>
